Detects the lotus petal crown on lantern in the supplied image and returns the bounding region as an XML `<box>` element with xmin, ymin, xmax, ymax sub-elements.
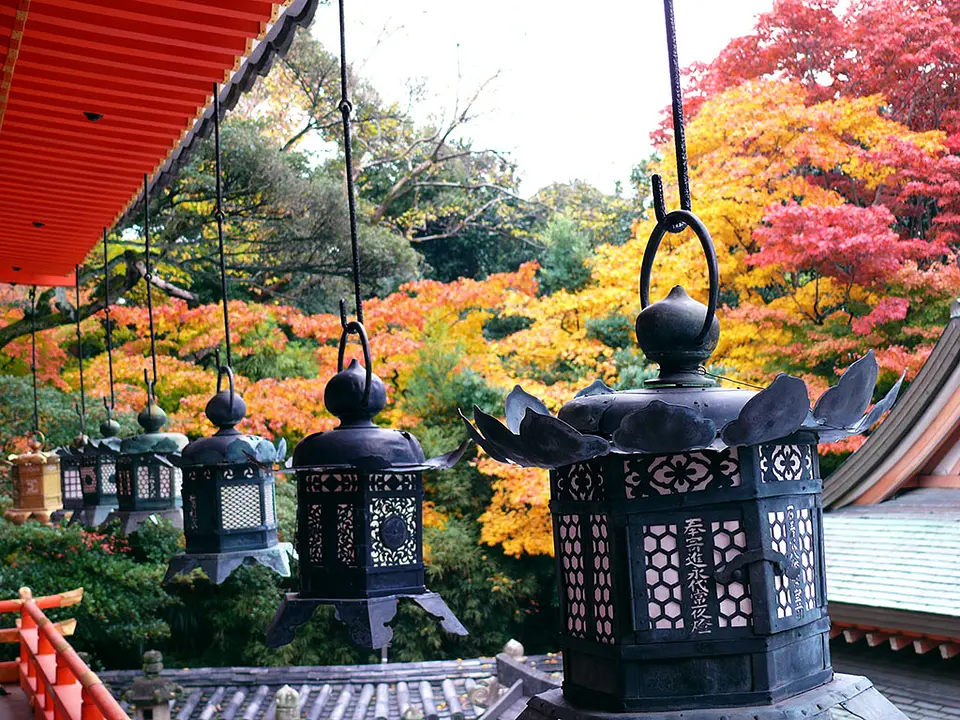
<box><xmin>462</xmin><ymin>352</ymin><xmax>901</xmax><ymax>469</ymax></box>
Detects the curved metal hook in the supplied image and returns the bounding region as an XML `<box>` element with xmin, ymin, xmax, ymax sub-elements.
<box><xmin>216</xmin><ymin>363</ymin><xmax>236</xmax><ymax>409</ymax></box>
<box><xmin>640</xmin><ymin>208</ymin><xmax>719</xmax><ymax>344</ymax></box>
<box><xmin>652</xmin><ymin>175</ymin><xmax>689</xmax><ymax>233</ymax></box>
<box><xmin>337</xmin><ymin>315</ymin><xmax>373</xmax><ymax>407</ymax></box>
<box><xmin>143</xmin><ymin>368</ymin><xmax>157</xmax><ymax>415</ymax></box>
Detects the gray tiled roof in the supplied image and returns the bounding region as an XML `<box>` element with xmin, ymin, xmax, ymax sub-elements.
<box><xmin>99</xmin><ymin>658</ymin><xmax>498</xmax><ymax>720</ymax></box>
<box><xmin>824</xmin><ymin>489</ymin><xmax>960</xmax><ymax>617</ymax></box>
<box><xmin>831</xmin><ymin>642</ymin><xmax>960</xmax><ymax>720</ymax></box>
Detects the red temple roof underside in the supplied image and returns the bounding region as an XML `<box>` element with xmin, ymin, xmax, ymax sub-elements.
<box><xmin>0</xmin><ymin>0</ymin><xmax>306</xmax><ymax>287</ymax></box>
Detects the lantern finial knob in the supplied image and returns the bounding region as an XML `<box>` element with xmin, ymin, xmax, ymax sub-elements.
<box><xmin>637</xmin><ymin>209</ymin><xmax>721</xmax><ymax>387</ymax></box>
<box><xmin>324</xmin><ymin>358</ymin><xmax>387</xmax><ymax>426</ymax></box>
<box><xmin>138</xmin><ymin>400</ymin><xmax>167</xmax><ymax>433</ymax></box>
<box><xmin>205</xmin><ymin>365</ymin><xmax>246</xmax><ymax>435</ymax></box>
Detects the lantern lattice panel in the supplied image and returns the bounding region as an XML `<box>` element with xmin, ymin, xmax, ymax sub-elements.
<box><xmin>712</xmin><ymin>520</ymin><xmax>752</xmax><ymax>628</ymax></box>
<box><xmin>136</xmin><ymin>466</ymin><xmax>150</xmax><ymax>497</ymax></box>
<box><xmin>63</xmin><ymin>468</ymin><xmax>82</xmax><ymax>501</ymax></box>
<box><xmin>369</xmin><ymin>497</ymin><xmax>418</xmax><ymax>567</ymax></box>
<box><xmin>81</xmin><ymin>466</ymin><xmax>97</xmax><ymax>493</ymax></box>
<box><xmin>624</xmin><ymin>449</ymin><xmax>740</xmax><ymax>498</ymax></box>
<box><xmin>307</xmin><ymin>504</ymin><xmax>323</xmax><ymax>562</ymax></box>
<box><xmin>759</xmin><ymin>444</ymin><xmax>814</xmax><ymax>483</ymax></box>
<box><xmin>590</xmin><ymin>514</ymin><xmax>615</xmax><ymax>643</ymax></box>
<box><xmin>369</xmin><ymin>473</ymin><xmax>416</xmax><ymax>492</ymax></box>
<box><xmin>643</xmin><ymin>523</ymin><xmax>683</xmax><ymax>630</ymax></box>
<box><xmin>263</xmin><ymin>483</ymin><xmax>276</xmax><ymax>525</ymax></box>
<box><xmin>559</xmin><ymin>514</ymin><xmax>588</xmax><ymax>639</ymax></box>
<box><xmin>799</xmin><ymin>508</ymin><xmax>816</xmax><ymax>610</ymax></box>
<box><xmin>336</xmin><ymin>504</ymin><xmax>356</xmax><ymax>564</ymax></box>
<box><xmin>304</xmin><ymin>472</ymin><xmax>358</xmax><ymax>493</ymax></box>
<box><xmin>220</xmin><ymin>484</ymin><xmax>262</xmax><ymax>530</ymax></box>
<box><xmin>554</xmin><ymin>461</ymin><xmax>605</xmax><ymax>501</ymax></box>
<box><xmin>101</xmin><ymin>461</ymin><xmax>117</xmax><ymax>494</ymax></box>
<box><xmin>158</xmin><ymin>467</ymin><xmax>172</xmax><ymax>497</ymax></box>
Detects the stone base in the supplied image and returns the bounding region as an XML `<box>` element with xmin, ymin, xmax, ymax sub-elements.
<box><xmin>266</xmin><ymin>590</ymin><xmax>468</xmax><ymax>649</ymax></box>
<box><xmin>517</xmin><ymin>675</ymin><xmax>907</xmax><ymax>720</ymax></box>
<box><xmin>4</xmin><ymin>507</ymin><xmax>61</xmax><ymax>526</ymax></box>
<box><xmin>68</xmin><ymin>504</ymin><xmax>118</xmax><ymax>528</ymax></box>
<box><xmin>102</xmin><ymin>508</ymin><xmax>183</xmax><ymax>534</ymax></box>
<box><xmin>164</xmin><ymin>543</ymin><xmax>295</xmax><ymax>585</ymax></box>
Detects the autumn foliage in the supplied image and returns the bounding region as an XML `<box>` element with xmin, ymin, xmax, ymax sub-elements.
<box><xmin>3</xmin><ymin>0</ymin><xmax>960</xmax><ymax>565</ymax></box>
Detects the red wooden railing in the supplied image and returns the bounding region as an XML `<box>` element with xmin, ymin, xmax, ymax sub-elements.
<box><xmin>0</xmin><ymin>587</ymin><xmax>129</xmax><ymax>720</ymax></box>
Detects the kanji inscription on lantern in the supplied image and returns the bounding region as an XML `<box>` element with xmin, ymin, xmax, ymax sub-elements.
<box><xmin>683</xmin><ymin>517</ymin><xmax>713</xmax><ymax>635</ymax></box>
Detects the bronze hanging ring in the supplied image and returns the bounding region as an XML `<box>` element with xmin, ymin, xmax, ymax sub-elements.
<box><xmin>216</xmin><ymin>364</ymin><xmax>236</xmax><ymax>409</ymax></box>
<box><xmin>639</xmin><ymin>208</ymin><xmax>719</xmax><ymax>345</ymax></box>
<box><xmin>337</xmin><ymin>320</ymin><xmax>373</xmax><ymax>407</ymax></box>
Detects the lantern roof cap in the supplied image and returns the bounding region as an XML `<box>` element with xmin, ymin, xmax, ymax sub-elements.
<box><xmin>180</xmin><ymin>366</ymin><xmax>285</xmax><ymax>467</ymax></box>
<box><xmin>100</xmin><ymin>416</ymin><xmax>122</xmax><ymax>438</ymax></box>
<box><xmin>294</xmin><ymin>357</ymin><xmax>425</xmax><ymax>470</ymax></box>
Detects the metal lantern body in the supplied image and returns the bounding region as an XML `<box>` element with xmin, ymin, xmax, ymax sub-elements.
<box><xmin>267</xmin><ymin>356</ymin><xmax>467</xmax><ymax>649</ymax></box>
<box><xmin>165</xmin><ymin>374</ymin><xmax>293</xmax><ymax>584</ymax></box>
<box><xmin>293</xmin><ymin>398</ymin><xmax>427</xmax><ymax>600</ymax></box>
<box><xmin>4</xmin><ymin>439</ymin><xmax>62</xmax><ymax>525</ymax></box>
<box><xmin>56</xmin><ymin>439</ymin><xmax>86</xmax><ymax>517</ymax></box>
<box><xmin>70</xmin><ymin>422</ymin><xmax>122</xmax><ymax>527</ymax></box>
<box><xmin>108</xmin><ymin>399</ymin><xmax>187</xmax><ymax>534</ymax></box>
<box><xmin>547</xmin><ymin>414</ymin><xmax>828</xmax><ymax>711</ymax></box>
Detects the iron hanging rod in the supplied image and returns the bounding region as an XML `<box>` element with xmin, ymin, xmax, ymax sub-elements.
<box><xmin>652</xmin><ymin>0</ymin><xmax>694</xmax><ymax>233</ymax></box>
<box><xmin>338</xmin><ymin>0</ymin><xmax>364</xmax><ymax>327</ymax></box>
<box><xmin>143</xmin><ymin>172</ymin><xmax>158</xmax><ymax>391</ymax></box>
<box><xmin>103</xmin><ymin>227</ymin><xmax>116</xmax><ymax>410</ymax></box>
<box><xmin>212</xmin><ymin>83</ymin><xmax>233</xmax><ymax>369</ymax></box>
<box><xmin>29</xmin><ymin>285</ymin><xmax>39</xmax><ymax>434</ymax></box>
<box><xmin>75</xmin><ymin>264</ymin><xmax>86</xmax><ymax>435</ymax></box>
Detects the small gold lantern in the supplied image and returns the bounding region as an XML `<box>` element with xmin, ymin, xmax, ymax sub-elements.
<box><xmin>4</xmin><ymin>433</ymin><xmax>63</xmax><ymax>526</ymax></box>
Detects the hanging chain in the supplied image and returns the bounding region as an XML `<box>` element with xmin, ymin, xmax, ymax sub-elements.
<box><xmin>143</xmin><ymin>173</ymin><xmax>158</xmax><ymax>392</ymax></box>
<box><xmin>75</xmin><ymin>264</ymin><xmax>86</xmax><ymax>434</ymax></box>
<box><xmin>103</xmin><ymin>228</ymin><xmax>116</xmax><ymax>411</ymax></box>
<box><xmin>338</xmin><ymin>0</ymin><xmax>364</xmax><ymax>326</ymax></box>
<box><xmin>29</xmin><ymin>285</ymin><xmax>39</xmax><ymax>435</ymax></box>
<box><xmin>652</xmin><ymin>0</ymin><xmax>693</xmax><ymax>233</ymax></box>
<box><xmin>212</xmin><ymin>83</ymin><xmax>233</xmax><ymax>368</ymax></box>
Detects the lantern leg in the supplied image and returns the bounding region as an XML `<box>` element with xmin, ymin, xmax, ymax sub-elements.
<box><xmin>164</xmin><ymin>543</ymin><xmax>295</xmax><ymax>585</ymax></box>
<box><xmin>102</xmin><ymin>508</ymin><xmax>183</xmax><ymax>534</ymax></box>
<box><xmin>266</xmin><ymin>591</ymin><xmax>467</xmax><ymax>650</ymax></box>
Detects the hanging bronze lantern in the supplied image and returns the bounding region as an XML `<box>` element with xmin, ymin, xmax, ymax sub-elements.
<box><xmin>165</xmin><ymin>85</ymin><xmax>293</xmax><ymax>584</ymax></box>
<box><xmin>55</xmin><ymin>264</ymin><xmax>92</xmax><ymax>523</ymax></box>
<box><xmin>462</xmin><ymin>2</ymin><xmax>908</xmax><ymax>715</ymax></box>
<box><xmin>105</xmin><ymin>178</ymin><xmax>187</xmax><ymax>534</ymax></box>
<box><xmin>267</xmin><ymin>321</ymin><xmax>468</xmax><ymax>649</ymax></box>
<box><xmin>70</xmin><ymin>404</ymin><xmax>121</xmax><ymax>527</ymax></box>
<box><xmin>107</xmin><ymin>377</ymin><xmax>188</xmax><ymax>534</ymax></box>
<box><xmin>4</xmin><ymin>287</ymin><xmax>63</xmax><ymax>526</ymax></box>
<box><xmin>5</xmin><ymin>433</ymin><xmax>62</xmax><ymax>526</ymax></box>
<box><xmin>166</xmin><ymin>365</ymin><xmax>292</xmax><ymax>584</ymax></box>
<box><xmin>72</xmin><ymin>236</ymin><xmax>123</xmax><ymax>528</ymax></box>
<box><xmin>265</xmin><ymin>0</ymin><xmax>467</xmax><ymax>649</ymax></box>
